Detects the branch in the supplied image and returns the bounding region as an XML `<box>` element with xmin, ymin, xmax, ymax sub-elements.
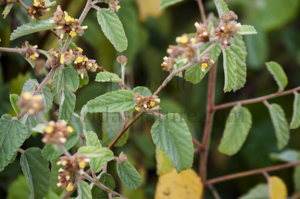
<box><xmin>0</xmin><ymin>47</ymin><xmax>28</xmax><ymax>53</ymax></box>
<box><xmin>192</xmin><ymin>137</ymin><xmax>204</xmax><ymax>151</ymax></box>
<box><xmin>18</xmin><ymin>148</ymin><xmax>25</xmax><ymax>153</ymax></box>
<box><xmin>196</xmin><ymin>0</ymin><xmax>207</xmax><ymax>24</ymax></box>
<box><xmin>18</xmin><ymin>0</ymin><xmax>29</xmax><ymax>10</ymax></box>
<box><xmin>208</xmin><ymin>184</ymin><xmax>221</xmax><ymax>199</ymax></box>
<box><xmin>108</xmin><ymin>111</ymin><xmax>143</xmax><ymax>149</ymax></box>
<box><xmin>213</xmin><ymin>86</ymin><xmax>300</xmax><ymax>111</ymax></box>
<box><xmin>206</xmin><ymin>161</ymin><xmax>300</xmax><ymax>185</ymax></box>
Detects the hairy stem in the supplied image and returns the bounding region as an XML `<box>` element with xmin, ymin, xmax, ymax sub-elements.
<box><xmin>18</xmin><ymin>148</ymin><xmax>25</xmax><ymax>153</ymax></box>
<box><xmin>56</xmin><ymin>142</ymin><xmax>71</xmax><ymax>157</ymax></box>
<box><xmin>200</xmin><ymin>62</ymin><xmax>217</xmax><ymax>198</ymax></box>
<box><xmin>0</xmin><ymin>47</ymin><xmax>27</xmax><ymax>53</ymax></box>
<box><xmin>197</xmin><ymin>0</ymin><xmax>207</xmax><ymax>24</ymax></box>
<box><xmin>192</xmin><ymin>137</ymin><xmax>204</xmax><ymax>151</ymax></box>
<box><xmin>206</xmin><ymin>161</ymin><xmax>300</xmax><ymax>185</ymax></box>
<box><xmin>213</xmin><ymin>86</ymin><xmax>300</xmax><ymax>111</ymax></box>
<box><xmin>18</xmin><ymin>0</ymin><xmax>29</xmax><ymax>10</ymax></box>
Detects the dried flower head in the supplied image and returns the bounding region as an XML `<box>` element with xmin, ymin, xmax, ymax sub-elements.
<box><xmin>17</xmin><ymin>92</ymin><xmax>45</xmax><ymax>116</ymax></box>
<box><xmin>161</xmin><ymin>56</ymin><xmax>175</xmax><ymax>71</ymax></box>
<box><xmin>28</xmin><ymin>0</ymin><xmax>52</xmax><ymax>20</ymax></box>
<box><xmin>20</xmin><ymin>42</ymin><xmax>40</xmax><ymax>62</ymax></box>
<box><xmin>199</xmin><ymin>54</ymin><xmax>214</xmax><ymax>72</ymax></box>
<box><xmin>116</xmin><ymin>152</ymin><xmax>127</xmax><ymax>164</ymax></box>
<box><xmin>117</xmin><ymin>55</ymin><xmax>128</xmax><ymax>66</ymax></box>
<box><xmin>42</xmin><ymin>120</ymin><xmax>74</xmax><ymax>144</ymax></box>
<box><xmin>134</xmin><ymin>93</ymin><xmax>160</xmax><ymax>112</ymax></box>
<box><xmin>194</xmin><ymin>22</ymin><xmax>210</xmax><ymax>42</ymax></box>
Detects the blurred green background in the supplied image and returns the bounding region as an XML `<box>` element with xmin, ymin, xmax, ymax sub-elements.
<box><xmin>1</xmin><ymin>0</ymin><xmax>300</xmax><ymax>198</ymax></box>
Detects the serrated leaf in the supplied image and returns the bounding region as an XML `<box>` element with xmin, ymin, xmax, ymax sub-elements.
<box><xmin>150</xmin><ymin>113</ymin><xmax>193</xmax><ymax>172</ymax></box>
<box><xmin>64</xmin><ymin>68</ymin><xmax>79</xmax><ymax>92</ymax></box>
<box><xmin>290</xmin><ymin>93</ymin><xmax>300</xmax><ymax>129</ymax></box>
<box><xmin>20</xmin><ymin>148</ymin><xmax>50</xmax><ymax>199</ymax></box>
<box><xmin>42</xmin><ymin>133</ymin><xmax>79</xmax><ymax>161</ymax></box>
<box><xmin>2</xmin><ymin>3</ymin><xmax>14</xmax><ymax>19</ymax></box>
<box><xmin>10</xmin><ymin>94</ymin><xmax>21</xmax><ymax>114</ymax></box>
<box><xmin>239</xmin><ymin>183</ymin><xmax>268</xmax><ymax>199</ymax></box>
<box><xmin>79</xmin><ymin>75</ymin><xmax>89</xmax><ymax>88</ymax></box>
<box><xmin>160</xmin><ymin>0</ymin><xmax>183</xmax><ymax>10</ymax></box>
<box><xmin>269</xmin><ymin>149</ymin><xmax>299</xmax><ymax>163</ymax></box>
<box><xmin>0</xmin><ymin>114</ymin><xmax>27</xmax><ymax>172</ymax></box>
<box><xmin>86</xmin><ymin>90</ymin><xmax>136</xmax><ymax>113</ymax></box>
<box><xmin>102</xmin><ymin>112</ymin><xmax>129</xmax><ymax>147</ymax></box>
<box><xmin>268</xmin><ymin>176</ymin><xmax>287</xmax><ymax>199</ymax></box>
<box><xmin>78</xmin><ymin>146</ymin><xmax>114</xmax><ymax>159</ymax></box>
<box><xmin>218</xmin><ymin>106</ymin><xmax>252</xmax><ymax>155</ymax></box>
<box><xmin>96</xmin><ymin>9</ymin><xmax>128</xmax><ymax>52</ymax></box>
<box><xmin>95</xmin><ymin>72</ymin><xmax>121</xmax><ymax>83</ymax></box>
<box><xmin>51</xmin><ymin>67</ymin><xmax>64</xmax><ymax>96</ymax></box>
<box><xmin>230</xmin><ymin>34</ymin><xmax>247</xmax><ymax>57</ymax></box>
<box><xmin>50</xmin><ymin>158</ymin><xmax>64</xmax><ymax>196</ymax></box>
<box><xmin>133</xmin><ymin>86</ymin><xmax>152</xmax><ymax>96</ymax></box>
<box><xmin>223</xmin><ymin>49</ymin><xmax>237</xmax><ymax>92</ymax></box>
<box><xmin>266</xmin><ymin>62</ymin><xmax>288</xmax><ymax>91</ymax></box>
<box><xmin>58</xmin><ymin>86</ymin><xmax>76</xmax><ymax>121</ymax></box>
<box><xmin>117</xmin><ymin>161</ymin><xmax>142</xmax><ymax>190</ymax></box>
<box><xmin>91</xmin><ymin>173</ymin><xmax>115</xmax><ymax>199</ymax></box>
<box><xmin>210</xmin><ymin>43</ymin><xmax>222</xmax><ymax>61</ymax></box>
<box><xmin>230</xmin><ymin>45</ymin><xmax>247</xmax><ymax>91</ymax></box>
<box><xmin>22</xmin><ymin>114</ymin><xmax>38</xmax><ymax>138</ymax></box>
<box><xmin>155</xmin><ymin>168</ymin><xmax>203</xmax><ymax>199</ymax></box>
<box><xmin>156</xmin><ymin>147</ymin><xmax>173</xmax><ymax>176</ymax></box>
<box><xmin>238</xmin><ymin>25</ymin><xmax>257</xmax><ymax>35</ymax></box>
<box><xmin>77</xmin><ymin>181</ymin><xmax>92</xmax><ymax>199</ymax></box>
<box><xmin>185</xmin><ymin>63</ymin><xmax>209</xmax><ymax>84</ymax></box>
<box><xmin>85</xmin><ymin>131</ymin><xmax>106</xmax><ymax>173</ymax></box>
<box><xmin>213</xmin><ymin>0</ymin><xmax>229</xmax><ymax>17</ymax></box>
<box><xmin>268</xmin><ymin>104</ymin><xmax>289</xmax><ymax>149</ymax></box>
<box><xmin>10</xmin><ymin>18</ymin><xmax>57</xmax><ymax>40</ymax></box>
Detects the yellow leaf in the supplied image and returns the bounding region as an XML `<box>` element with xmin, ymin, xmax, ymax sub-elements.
<box><xmin>135</xmin><ymin>0</ymin><xmax>163</xmax><ymax>21</ymax></box>
<box><xmin>155</xmin><ymin>168</ymin><xmax>203</xmax><ymax>199</ymax></box>
<box><xmin>269</xmin><ymin>176</ymin><xmax>288</xmax><ymax>199</ymax></box>
<box><xmin>156</xmin><ymin>147</ymin><xmax>174</xmax><ymax>175</ymax></box>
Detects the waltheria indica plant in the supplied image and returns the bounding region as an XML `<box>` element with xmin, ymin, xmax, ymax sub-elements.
<box><xmin>0</xmin><ymin>0</ymin><xmax>300</xmax><ymax>198</ymax></box>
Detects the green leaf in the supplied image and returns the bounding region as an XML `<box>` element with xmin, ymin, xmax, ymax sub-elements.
<box><xmin>10</xmin><ymin>18</ymin><xmax>57</xmax><ymax>40</ymax></box>
<box><xmin>7</xmin><ymin>175</ymin><xmax>31</xmax><ymax>199</ymax></box>
<box><xmin>156</xmin><ymin>147</ymin><xmax>173</xmax><ymax>175</ymax></box>
<box><xmin>237</xmin><ymin>25</ymin><xmax>257</xmax><ymax>35</ymax></box>
<box><xmin>96</xmin><ymin>9</ymin><xmax>128</xmax><ymax>52</ymax></box>
<box><xmin>102</xmin><ymin>112</ymin><xmax>129</xmax><ymax>147</ymax></box>
<box><xmin>0</xmin><ymin>114</ymin><xmax>27</xmax><ymax>172</ymax></box>
<box><xmin>230</xmin><ymin>45</ymin><xmax>247</xmax><ymax>91</ymax></box>
<box><xmin>50</xmin><ymin>158</ymin><xmax>64</xmax><ymax>196</ymax></box>
<box><xmin>265</xmin><ymin>62</ymin><xmax>288</xmax><ymax>91</ymax></box>
<box><xmin>22</xmin><ymin>114</ymin><xmax>38</xmax><ymax>138</ymax></box>
<box><xmin>85</xmin><ymin>131</ymin><xmax>106</xmax><ymax>173</ymax></box>
<box><xmin>51</xmin><ymin>67</ymin><xmax>64</xmax><ymax>96</ymax></box>
<box><xmin>95</xmin><ymin>72</ymin><xmax>121</xmax><ymax>83</ymax></box>
<box><xmin>79</xmin><ymin>75</ymin><xmax>89</xmax><ymax>88</ymax></box>
<box><xmin>44</xmin><ymin>0</ymin><xmax>56</xmax><ymax>7</ymax></box>
<box><xmin>210</xmin><ymin>43</ymin><xmax>222</xmax><ymax>61</ymax></box>
<box><xmin>77</xmin><ymin>181</ymin><xmax>92</xmax><ymax>199</ymax></box>
<box><xmin>91</xmin><ymin>173</ymin><xmax>115</xmax><ymax>199</ymax></box>
<box><xmin>160</xmin><ymin>0</ymin><xmax>183</xmax><ymax>10</ymax></box>
<box><xmin>218</xmin><ymin>106</ymin><xmax>252</xmax><ymax>155</ymax></box>
<box><xmin>2</xmin><ymin>3</ymin><xmax>14</xmax><ymax>19</ymax></box>
<box><xmin>230</xmin><ymin>34</ymin><xmax>247</xmax><ymax>56</ymax></box>
<box><xmin>116</xmin><ymin>161</ymin><xmax>142</xmax><ymax>190</ymax></box>
<box><xmin>133</xmin><ymin>86</ymin><xmax>152</xmax><ymax>96</ymax></box>
<box><xmin>185</xmin><ymin>63</ymin><xmax>209</xmax><ymax>84</ymax></box>
<box><xmin>64</xmin><ymin>68</ymin><xmax>79</xmax><ymax>92</ymax></box>
<box><xmin>239</xmin><ymin>183</ymin><xmax>268</xmax><ymax>199</ymax></box>
<box><xmin>269</xmin><ymin>149</ymin><xmax>299</xmax><ymax>163</ymax></box>
<box><xmin>10</xmin><ymin>94</ymin><xmax>21</xmax><ymax>114</ymax></box>
<box><xmin>268</xmin><ymin>104</ymin><xmax>290</xmax><ymax>149</ymax></box>
<box><xmin>290</xmin><ymin>93</ymin><xmax>300</xmax><ymax>129</ymax></box>
<box><xmin>150</xmin><ymin>113</ymin><xmax>193</xmax><ymax>172</ymax></box>
<box><xmin>20</xmin><ymin>148</ymin><xmax>50</xmax><ymax>199</ymax></box>
<box><xmin>213</xmin><ymin>0</ymin><xmax>229</xmax><ymax>17</ymax></box>
<box><xmin>223</xmin><ymin>49</ymin><xmax>237</xmax><ymax>92</ymax></box>
<box><xmin>42</xmin><ymin>133</ymin><xmax>79</xmax><ymax>161</ymax></box>
<box><xmin>86</xmin><ymin>90</ymin><xmax>136</xmax><ymax>113</ymax></box>
<box><xmin>31</xmin><ymin>123</ymin><xmax>46</xmax><ymax>133</ymax></box>
<box><xmin>58</xmin><ymin>86</ymin><xmax>76</xmax><ymax>121</ymax></box>
<box><xmin>294</xmin><ymin>163</ymin><xmax>300</xmax><ymax>192</ymax></box>
<box><xmin>78</xmin><ymin>146</ymin><xmax>114</xmax><ymax>159</ymax></box>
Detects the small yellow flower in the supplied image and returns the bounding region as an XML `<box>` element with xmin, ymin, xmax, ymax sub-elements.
<box><xmin>67</xmin><ymin>126</ymin><xmax>73</xmax><ymax>133</ymax></box>
<box><xmin>33</xmin><ymin>0</ymin><xmax>40</xmax><ymax>7</ymax></box>
<box><xmin>150</xmin><ymin>102</ymin><xmax>155</xmax><ymax>107</ymax></box>
<box><xmin>66</xmin><ymin>185</ymin><xmax>73</xmax><ymax>191</ymax></box>
<box><xmin>79</xmin><ymin>161</ymin><xmax>86</xmax><ymax>168</ymax></box>
<box><xmin>135</xmin><ymin>107</ymin><xmax>140</xmax><ymax>112</ymax></box>
<box><xmin>44</xmin><ymin>0</ymin><xmax>47</xmax><ymax>2</ymax></box>
<box><xmin>45</xmin><ymin>126</ymin><xmax>54</xmax><ymax>134</ymax></box>
<box><xmin>77</xmin><ymin>47</ymin><xmax>83</xmax><ymax>52</ymax></box>
<box><xmin>65</xmin><ymin>15</ymin><xmax>72</xmax><ymax>22</ymax></box>
<box><xmin>201</xmin><ymin>63</ymin><xmax>208</xmax><ymax>72</ymax></box>
<box><xmin>60</xmin><ymin>54</ymin><xmax>65</xmax><ymax>64</ymax></box>
<box><xmin>76</xmin><ymin>56</ymin><xmax>83</xmax><ymax>63</ymax></box>
<box><xmin>191</xmin><ymin>38</ymin><xmax>196</xmax><ymax>44</ymax></box>
<box><xmin>116</xmin><ymin>5</ymin><xmax>121</xmax><ymax>12</ymax></box>
<box><xmin>29</xmin><ymin>55</ymin><xmax>37</xmax><ymax>60</ymax></box>
<box><xmin>23</xmin><ymin>92</ymin><xmax>32</xmax><ymax>100</ymax></box>
<box><xmin>69</xmin><ymin>31</ymin><xmax>76</xmax><ymax>37</ymax></box>
<box><xmin>83</xmin><ymin>57</ymin><xmax>88</xmax><ymax>62</ymax></box>
<box><xmin>180</xmin><ymin>36</ymin><xmax>189</xmax><ymax>44</ymax></box>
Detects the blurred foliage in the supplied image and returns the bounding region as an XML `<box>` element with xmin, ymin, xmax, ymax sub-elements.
<box><xmin>0</xmin><ymin>0</ymin><xmax>300</xmax><ymax>198</ymax></box>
